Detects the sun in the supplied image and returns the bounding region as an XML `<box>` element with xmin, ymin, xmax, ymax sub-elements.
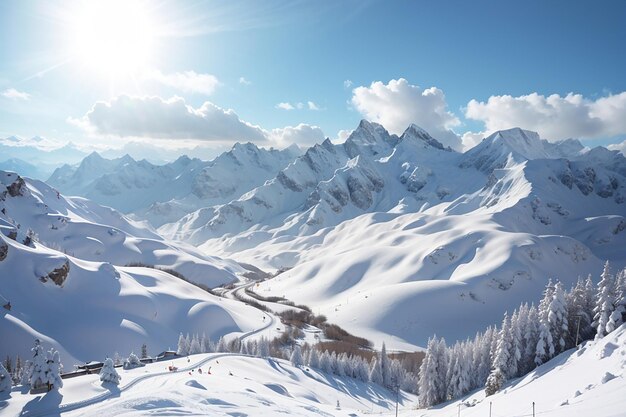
<box><xmin>70</xmin><ymin>0</ymin><xmax>156</xmax><ymax>77</ymax></box>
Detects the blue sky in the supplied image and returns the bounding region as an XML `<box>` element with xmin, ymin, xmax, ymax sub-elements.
<box><xmin>1</xmin><ymin>0</ymin><xmax>625</xmax><ymax>157</ymax></box>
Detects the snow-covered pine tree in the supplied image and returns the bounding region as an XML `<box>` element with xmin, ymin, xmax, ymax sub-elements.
<box><xmin>29</xmin><ymin>339</ymin><xmax>47</xmax><ymax>390</ymax></box>
<box><xmin>447</xmin><ymin>343</ymin><xmax>470</xmax><ymax>399</ymax></box>
<box><xmin>176</xmin><ymin>333</ymin><xmax>189</xmax><ymax>356</ymax></box>
<box><xmin>536</xmin><ymin>281</ymin><xmax>556</xmax><ymax>366</ymax></box>
<box><xmin>0</xmin><ymin>362</ymin><xmax>11</xmax><ymax>392</ymax></box>
<box><xmin>379</xmin><ymin>342</ymin><xmax>392</xmax><ymax>388</ymax></box>
<box><xmin>216</xmin><ymin>336</ymin><xmax>228</xmax><ymax>353</ymax></box>
<box><xmin>354</xmin><ymin>356</ymin><xmax>370</xmax><ymax>382</ymax></box>
<box><xmin>566</xmin><ymin>277</ymin><xmax>593</xmax><ymax>348</ymax></box>
<box><xmin>417</xmin><ymin>336</ymin><xmax>447</xmax><ymax>407</ymax></box>
<box><xmin>319</xmin><ymin>351</ymin><xmax>333</xmax><ymax>373</ymax></box>
<box><xmin>583</xmin><ymin>275</ymin><xmax>597</xmax><ymax>339</ymax></box>
<box><xmin>509</xmin><ymin>309</ymin><xmax>522</xmax><ymax>378</ymax></box>
<box><xmin>308</xmin><ymin>348</ymin><xmax>320</xmax><ymax>368</ymax></box>
<box><xmin>290</xmin><ymin>345</ymin><xmax>303</xmax><ymax>367</ymax></box>
<box><xmin>124</xmin><ymin>352</ymin><xmax>144</xmax><ymax>369</ymax></box>
<box><xmin>189</xmin><ymin>334</ymin><xmax>201</xmax><ymax>355</ymax></box>
<box><xmin>44</xmin><ymin>348</ymin><xmax>63</xmax><ymax>390</ymax></box>
<box><xmin>521</xmin><ymin>304</ymin><xmax>539</xmax><ymax>374</ymax></box>
<box><xmin>594</xmin><ymin>261</ymin><xmax>615</xmax><ymax>340</ymax></box>
<box><xmin>473</xmin><ymin>328</ymin><xmax>492</xmax><ymax>389</ymax></box>
<box><xmin>113</xmin><ymin>352</ymin><xmax>122</xmax><ymax>366</ymax></box>
<box><xmin>369</xmin><ymin>356</ymin><xmax>383</xmax><ymax>385</ymax></box>
<box><xmin>486</xmin><ymin>312</ymin><xmax>511</xmax><ymax>393</ymax></box>
<box><xmin>607</xmin><ymin>268</ymin><xmax>626</xmax><ymax>333</ymax></box>
<box><xmin>257</xmin><ymin>337</ymin><xmax>270</xmax><ymax>358</ymax></box>
<box><xmin>20</xmin><ymin>360</ymin><xmax>32</xmax><ymax>386</ymax></box>
<box><xmin>3</xmin><ymin>356</ymin><xmax>11</xmax><ymax>381</ymax></box>
<box><xmin>548</xmin><ymin>281</ymin><xmax>569</xmax><ymax>354</ymax></box>
<box><xmin>484</xmin><ymin>367</ymin><xmax>504</xmax><ymax>397</ymax></box>
<box><xmin>335</xmin><ymin>353</ymin><xmax>348</xmax><ymax>377</ymax></box>
<box><xmin>99</xmin><ymin>358</ymin><xmax>120</xmax><ymax>385</ymax></box>
<box><xmin>13</xmin><ymin>355</ymin><xmax>22</xmax><ymax>385</ymax></box>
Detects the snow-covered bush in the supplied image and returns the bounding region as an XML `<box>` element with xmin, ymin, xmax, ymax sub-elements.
<box><xmin>100</xmin><ymin>358</ymin><xmax>120</xmax><ymax>385</ymax></box>
<box><xmin>45</xmin><ymin>348</ymin><xmax>63</xmax><ymax>390</ymax></box>
<box><xmin>123</xmin><ymin>352</ymin><xmax>144</xmax><ymax>370</ymax></box>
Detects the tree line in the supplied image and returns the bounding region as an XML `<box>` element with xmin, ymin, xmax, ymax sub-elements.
<box><xmin>417</xmin><ymin>261</ymin><xmax>626</xmax><ymax>407</ymax></box>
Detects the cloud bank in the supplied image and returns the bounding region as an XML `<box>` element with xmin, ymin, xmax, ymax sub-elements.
<box><xmin>72</xmin><ymin>95</ymin><xmax>327</xmax><ymax>148</ymax></box>
<box><xmin>72</xmin><ymin>95</ymin><xmax>267</xmax><ymax>142</ymax></box>
<box><xmin>465</xmin><ymin>92</ymin><xmax>626</xmax><ymax>141</ymax></box>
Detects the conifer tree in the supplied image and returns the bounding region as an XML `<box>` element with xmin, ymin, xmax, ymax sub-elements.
<box><xmin>0</xmin><ymin>362</ymin><xmax>11</xmax><ymax>392</ymax></box>
<box><xmin>548</xmin><ymin>281</ymin><xmax>569</xmax><ymax>354</ymax></box>
<box><xmin>45</xmin><ymin>348</ymin><xmax>63</xmax><ymax>390</ymax></box>
<box><xmin>594</xmin><ymin>261</ymin><xmax>615</xmax><ymax>339</ymax></box>
<box><xmin>29</xmin><ymin>339</ymin><xmax>47</xmax><ymax>390</ymax></box>
<box><xmin>290</xmin><ymin>345</ymin><xmax>303</xmax><ymax>367</ymax></box>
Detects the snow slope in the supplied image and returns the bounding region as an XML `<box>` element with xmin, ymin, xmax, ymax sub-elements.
<box><xmin>1</xmin><ymin>353</ymin><xmax>416</xmax><ymax>417</ymax></box>
<box><xmin>0</xmin><ymin>169</ymin><xmax>267</xmax><ymax>364</ymax></box>
<box><xmin>420</xmin><ymin>323</ymin><xmax>626</xmax><ymax>417</ymax></box>
<box><xmin>0</xmin><ymin>170</ymin><xmax>244</xmax><ymax>287</ymax></box>
<box><xmin>2</xmin><ymin>325</ymin><xmax>625</xmax><ymax>417</ymax></box>
<box><xmin>173</xmin><ymin>123</ymin><xmax>625</xmax><ymax>350</ymax></box>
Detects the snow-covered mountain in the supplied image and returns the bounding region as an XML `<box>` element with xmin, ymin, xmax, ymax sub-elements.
<box><xmin>15</xmin><ymin>120</ymin><xmax>626</xmax><ymax>353</ymax></box>
<box><xmin>47</xmin><ymin>143</ymin><xmax>300</xmax><ymax>227</ymax></box>
<box><xmin>0</xmin><ymin>170</ymin><xmax>261</xmax><ymax>363</ymax></box>
<box><xmin>154</xmin><ymin>122</ymin><xmax>626</xmax><ymax>349</ymax></box>
<box><xmin>0</xmin><ymin>136</ymin><xmax>87</xmax><ymax>172</ymax></box>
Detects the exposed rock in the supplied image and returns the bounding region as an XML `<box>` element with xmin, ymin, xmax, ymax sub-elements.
<box><xmin>40</xmin><ymin>260</ymin><xmax>70</xmax><ymax>286</ymax></box>
<box><xmin>0</xmin><ymin>242</ymin><xmax>7</xmax><ymax>261</ymax></box>
<box><xmin>7</xmin><ymin>176</ymin><xmax>26</xmax><ymax>197</ymax></box>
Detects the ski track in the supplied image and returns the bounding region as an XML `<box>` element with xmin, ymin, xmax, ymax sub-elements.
<box><xmin>20</xmin><ymin>283</ymin><xmax>277</xmax><ymax>417</ymax></box>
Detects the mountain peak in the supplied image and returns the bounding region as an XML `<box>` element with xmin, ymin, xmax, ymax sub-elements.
<box><xmin>400</xmin><ymin>124</ymin><xmax>445</xmax><ymax>150</ymax></box>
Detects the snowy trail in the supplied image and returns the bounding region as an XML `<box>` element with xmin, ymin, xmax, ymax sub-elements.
<box><xmin>20</xmin><ymin>283</ymin><xmax>278</xmax><ymax>417</ymax></box>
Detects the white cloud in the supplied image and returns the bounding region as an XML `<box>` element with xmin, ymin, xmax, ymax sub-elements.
<box><xmin>336</xmin><ymin>129</ymin><xmax>353</xmax><ymax>142</ymax></box>
<box><xmin>276</xmin><ymin>102</ymin><xmax>295</xmax><ymax>111</ymax></box>
<box><xmin>276</xmin><ymin>101</ymin><xmax>320</xmax><ymax>111</ymax></box>
<box><xmin>461</xmin><ymin>131</ymin><xmax>487</xmax><ymax>151</ymax></box>
<box><xmin>344</xmin><ymin>80</ymin><xmax>353</xmax><ymax>89</ymax></box>
<box><xmin>146</xmin><ymin>70</ymin><xmax>219</xmax><ymax>95</ymax></box>
<box><xmin>608</xmin><ymin>139</ymin><xmax>626</xmax><ymax>156</ymax></box>
<box><xmin>71</xmin><ymin>95</ymin><xmax>267</xmax><ymax>142</ymax></box>
<box><xmin>351</xmin><ymin>78</ymin><xmax>462</xmax><ymax>149</ymax></box>
<box><xmin>2</xmin><ymin>88</ymin><xmax>31</xmax><ymax>100</ymax></box>
<box><xmin>465</xmin><ymin>92</ymin><xmax>626</xmax><ymax>141</ymax></box>
<box><xmin>239</xmin><ymin>77</ymin><xmax>252</xmax><ymax>85</ymax></box>
<box><xmin>307</xmin><ymin>101</ymin><xmax>321</xmax><ymax>111</ymax></box>
<box><xmin>269</xmin><ymin>124</ymin><xmax>325</xmax><ymax>147</ymax></box>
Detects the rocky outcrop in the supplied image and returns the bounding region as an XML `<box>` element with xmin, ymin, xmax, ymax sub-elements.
<box><xmin>0</xmin><ymin>241</ymin><xmax>7</xmax><ymax>261</ymax></box>
<box><xmin>40</xmin><ymin>260</ymin><xmax>70</xmax><ymax>286</ymax></box>
<box><xmin>7</xmin><ymin>176</ymin><xmax>26</xmax><ymax>197</ymax></box>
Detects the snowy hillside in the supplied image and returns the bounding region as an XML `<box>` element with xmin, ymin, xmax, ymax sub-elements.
<box><xmin>47</xmin><ymin>142</ymin><xmax>300</xmax><ymax>226</ymax></box>
<box><xmin>157</xmin><ymin>122</ymin><xmax>626</xmax><ymax>349</ymax></box>
<box><xmin>2</xmin><ymin>325</ymin><xmax>624</xmax><ymax>417</ymax></box>
<box><xmin>421</xmin><ymin>323</ymin><xmax>626</xmax><ymax>417</ymax></box>
<box><xmin>0</xmin><ymin>169</ymin><xmax>268</xmax><ymax>364</ymax></box>
<box><xmin>1</xmin><ymin>352</ymin><xmax>416</xmax><ymax>417</ymax></box>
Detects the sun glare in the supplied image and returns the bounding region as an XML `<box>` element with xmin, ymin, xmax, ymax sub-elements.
<box><xmin>70</xmin><ymin>0</ymin><xmax>156</xmax><ymax>76</ymax></box>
